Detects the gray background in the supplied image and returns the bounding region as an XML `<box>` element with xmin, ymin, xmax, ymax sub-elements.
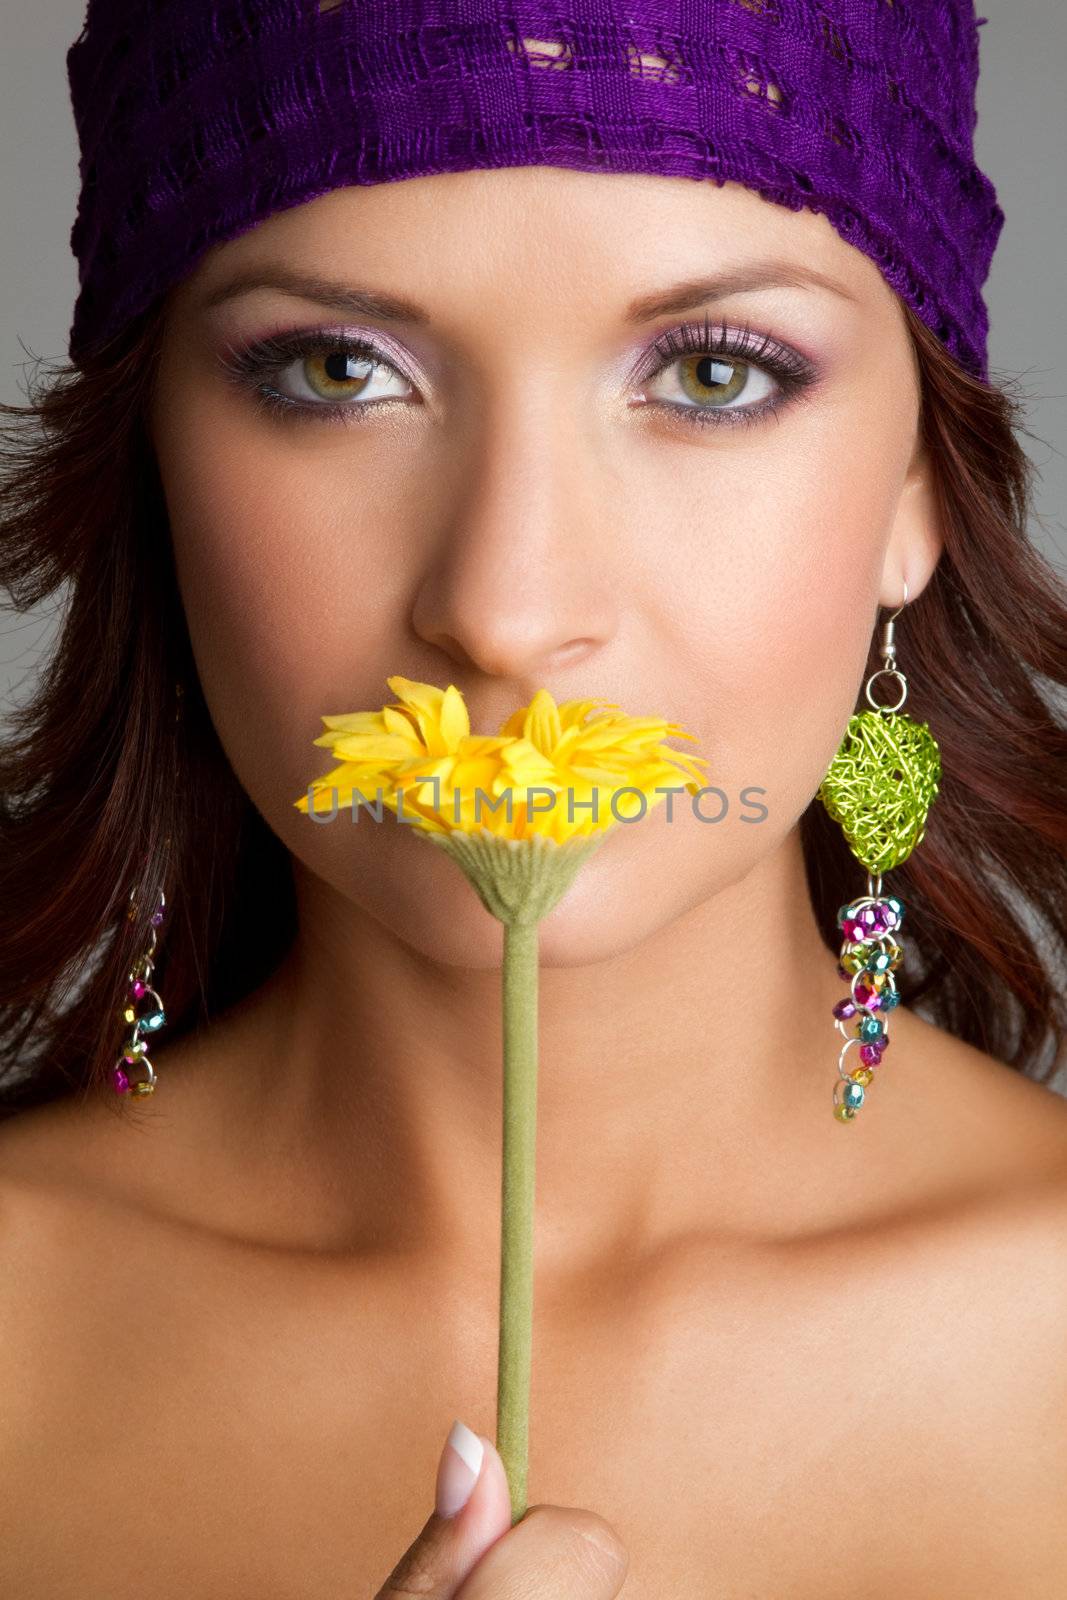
<box><xmin>1</xmin><ymin>5</ymin><xmax>1065</xmax><ymax>1086</ymax></box>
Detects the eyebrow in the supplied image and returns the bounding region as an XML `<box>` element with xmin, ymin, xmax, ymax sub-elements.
<box><xmin>198</xmin><ymin>268</ymin><xmax>431</xmax><ymax>323</ymax></box>
<box><xmin>196</xmin><ymin>259</ymin><xmax>857</xmax><ymax>324</ymax></box>
<box><xmin>622</xmin><ymin>262</ymin><xmax>858</xmax><ymax>321</ymax></box>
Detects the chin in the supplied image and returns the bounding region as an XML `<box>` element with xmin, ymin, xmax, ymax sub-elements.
<box><xmin>314</xmin><ymin>811</ymin><xmax>721</xmax><ymax>972</ymax></box>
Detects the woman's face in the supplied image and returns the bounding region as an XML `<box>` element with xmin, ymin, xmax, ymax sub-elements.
<box><xmin>148</xmin><ymin>167</ymin><xmax>941</xmax><ymax>966</ymax></box>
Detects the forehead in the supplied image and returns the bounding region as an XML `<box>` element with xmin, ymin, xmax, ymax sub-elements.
<box><xmin>175</xmin><ymin>165</ymin><xmax>887</xmax><ymax>322</ymax></box>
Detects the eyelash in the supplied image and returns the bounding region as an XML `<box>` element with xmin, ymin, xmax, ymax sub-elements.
<box><xmin>215</xmin><ymin>313</ymin><xmax>819</xmax><ymax>432</ymax></box>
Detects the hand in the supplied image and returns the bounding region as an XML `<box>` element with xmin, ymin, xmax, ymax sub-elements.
<box><xmin>373</xmin><ymin>1419</ymin><xmax>629</xmax><ymax>1597</ymax></box>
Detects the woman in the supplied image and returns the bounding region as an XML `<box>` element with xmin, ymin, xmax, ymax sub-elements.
<box><xmin>1</xmin><ymin>2</ymin><xmax>1065</xmax><ymax>1594</ymax></box>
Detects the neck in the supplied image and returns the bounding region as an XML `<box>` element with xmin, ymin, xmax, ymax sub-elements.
<box><xmin>186</xmin><ymin>826</ymin><xmax>896</xmax><ymax>1275</ymax></box>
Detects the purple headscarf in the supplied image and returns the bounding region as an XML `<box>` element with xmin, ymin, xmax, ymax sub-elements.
<box><xmin>66</xmin><ymin>0</ymin><xmax>1003</xmax><ymax>380</ymax></box>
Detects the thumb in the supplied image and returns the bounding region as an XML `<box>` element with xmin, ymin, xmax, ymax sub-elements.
<box><xmin>374</xmin><ymin>1420</ymin><xmax>513</xmax><ymax>1597</ymax></box>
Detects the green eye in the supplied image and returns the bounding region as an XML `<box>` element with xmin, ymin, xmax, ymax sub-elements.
<box><xmin>636</xmin><ymin>314</ymin><xmax>817</xmax><ymax>429</ymax></box>
<box><xmin>300</xmin><ymin>348</ymin><xmax>379</xmax><ymax>401</ymax></box>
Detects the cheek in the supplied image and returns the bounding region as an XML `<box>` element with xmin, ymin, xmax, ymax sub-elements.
<box><xmin>636</xmin><ymin>416</ymin><xmax>901</xmax><ymax>856</ymax></box>
<box><xmin>154</xmin><ymin>402</ymin><xmax>419</xmax><ymax>846</ymax></box>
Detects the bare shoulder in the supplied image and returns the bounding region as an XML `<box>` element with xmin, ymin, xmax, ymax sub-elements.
<box><xmin>0</xmin><ymin>1042</ymin><xmax>226</xmax><ymax>1479</ymax></box>
<box><xmin>818</xmin><ymin>1011</ymin><xmax>1067</xmax><ymax>1586</ymax></box>
<box><xmin>894</xmin><ymin>1004</ymin><xmax>1067</xmax><ymax>1183</ymax></box>
<box><xmin>0</xmin><ymin>1028</ymin><xmax>224</xmax><ymax>1218</ymax></box>
<box><xmin>0</xmin><ymin>1082</ymin><xmax>154</xmax><ymax>1217</ymax></box>
<box><xmin>889</xmin><ymin>1007</ymin><xmax>1067</xmax><ymax>1364</ymax></box>
<box><xmin>0</xmin><ymin>1042</ymin><xmax>205</xmax><ymax>1329</ymax></box>
<box><xmin>0</xmin><ymin>1081</ymin><xmax>150</xmax><ymax>1314</ymax></box>
<box><xmin>0</xmin><ymin>1090</ymin><xmax>130</xmax><ymax>1490</ymax></box>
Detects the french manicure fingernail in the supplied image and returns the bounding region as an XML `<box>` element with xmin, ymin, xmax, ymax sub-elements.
<box><xmin>435</xmin><ymin>1419</ymin><xmax>485</xmax><ymax>1518</ymax></box>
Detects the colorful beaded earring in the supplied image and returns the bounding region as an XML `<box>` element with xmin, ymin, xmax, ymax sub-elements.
<box><xmin>109</xmin><ymin>678</ymin><xmax>181</xmax><ymax>1097</ymax></box>
<box><xmin>817</xmin><ymin>583</ymin><xmax>942</xmax><ymax>1122</ymax></box>
<box><xmin>110</xmin><ymin>883</ymin><xmax>169</xmax><ymax>1096</ymax></box>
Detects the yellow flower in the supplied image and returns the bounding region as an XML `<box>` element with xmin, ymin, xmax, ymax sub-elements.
<box><xmin>294</xmin><ymin>676</ymin><xmax>708</xmax><ymax>843</ymax></box>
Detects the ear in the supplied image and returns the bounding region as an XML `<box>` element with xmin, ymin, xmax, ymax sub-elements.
<box><xmin>880</xmin><ymin>434</ymin><xmax>943</xmax><ymax>609</ymax></box>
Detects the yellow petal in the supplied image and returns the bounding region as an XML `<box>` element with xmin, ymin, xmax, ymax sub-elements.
<box><xmin>318</xmin><ymin>710</ymin><xmax>390</xmax><ymax>735</ymax></box>
<box><xmin>439</xmin><ymin>684</ymin><xmax>471</xmax><ymax>749</ymax></box>
<box><xmin>381</xmin><ymin>704</ymin><xmax>423</xmax><ymax>741</ymax></box>
<box><xmin>521</xmin><ymin>689</ymin><xmax>563</xmax><ymax>758</ymax></box>
<box><xmin>385</xmin><ymin>677</ymin><xmax>447</xmax><ymax>717</ymax></box>
<box><xmin>323</xmin><ymin>733</ymin><xmax>422</xmax><ymax>762</ymax></box>
<box><xmin>384</xmin><ymin>678</ymin><xmax>450</xmax><ymax>753</ymax></box>
<box><xmin>557</xmin><ymin>698</ymin><xmax>619</xmax><ymax>728</ymax></box>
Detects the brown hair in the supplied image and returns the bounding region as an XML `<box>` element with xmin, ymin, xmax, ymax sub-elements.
<box><xmin>1</xmin><ymin>301</ymin><xmax>1065</xmax><ymax>1118</ymax></box>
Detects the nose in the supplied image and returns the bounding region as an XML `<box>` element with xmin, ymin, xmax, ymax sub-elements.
<box><xmin>409</xmin><ymin>392</ymin><xmax>620</xmax><ymax>687</ymax></box>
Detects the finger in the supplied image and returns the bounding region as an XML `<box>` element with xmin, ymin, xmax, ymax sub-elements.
<box><xmin>373</xmin><ymin>1422</ymin><xmax>512</xmax><ymax>1598</ymax></box>
<box><xmin>454</xmin><ymin>1502</ymin><xmax>629</xmax><ymax>1598</ymax></box>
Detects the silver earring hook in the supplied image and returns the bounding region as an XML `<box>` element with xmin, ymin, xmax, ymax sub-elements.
<box><xmin>865</xmin><ymin>579</ymin><xmax>909</xmax><ymax>713</ymax></box>
<box><xmin>883</xmin><ymin>578</ymin><xmax>909</xmax><ymax>626</ymax></box>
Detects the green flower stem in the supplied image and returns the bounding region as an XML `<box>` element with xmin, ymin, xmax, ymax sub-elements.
<box><xmin>412</xmin><ymin>827</ymin><xmax>606</xmax><ymax>1523</ymax></box>
<box><xmin>498</xmin><ymin>917</ymin><xmax>539</xmax><ymax>1524</ymax></box>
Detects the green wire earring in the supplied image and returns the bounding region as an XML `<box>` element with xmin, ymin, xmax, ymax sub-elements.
<box><xmin>817</xmin><ymin>582</ymin><xmax>942</xmax><ymax>1122</ymax></box>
